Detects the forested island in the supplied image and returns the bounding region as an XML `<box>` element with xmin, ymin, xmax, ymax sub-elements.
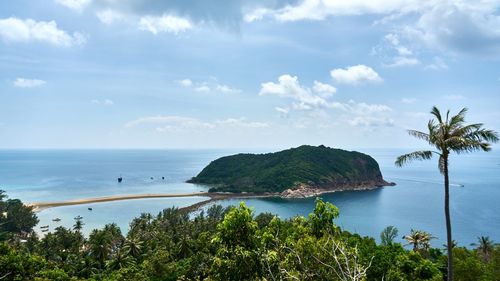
<box><xmin>188</xmin><ymin>145</ymin><xmax>394</xmax><ymax>197</ymax></box>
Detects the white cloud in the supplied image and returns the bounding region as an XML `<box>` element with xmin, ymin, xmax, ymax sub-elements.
<box><xmin>91</xmin><ymin>99</ymin><xmax>114</xmax><ymax>105</ymax></box>
<box><xmin>349</xmin><ymin>116</ymin><xmax>394</xmax><ymax>127</ymax></box>
<box><xmin>244</xmin><ymin>8</ymin><xmax>271</xmax><ymax>22</ymax></box>
<box><xmin>0</xmin><ymin>17</ymin><xmax>85</xmax><ymax>47</ymax></box>
<box><xmin>345</xmin><ymin>101</ymin><xmax>392</xmax><ymax>115</ymax></box>
<box><xmin>13</xmin><ymin>78</ymin><xmax>46</xmax><ymax>88</ymax></box>
<box><xmin>444</xmin><ymin>94</ymin><xmax>465</xmax><ymax>100</ymax></box>
<box><xmin>215</xmin><ymin>84</ymin><xmax>242</xmax><ymax>94</ymax></box>
<box><xmin>275</xmin><ymin>106</ymin><xmax>290</xmax><ymax>115</ymax></box>
<box><xmin>385</xmin><ymin>57</ymin><xmax>420</xmax><ymax>67</ymax></box>
<box><xmin>312</xmin><ymin>81</ymin><xmax>336</xmax><ymax>97</ymax></box>
<box><xmin>177</xmin><ymin>79</ymin><xmax>193</xmax><ymax>87</ymax></box>
<box><xmin>215</xmin><ymin>118</ymin><xmax>269</xmax><ymax>128</ymax></box>
<box><xmin>125</xmin><ymin>115</ymin><xmax>269</xmax><ymax>132</ymax></box>
<box><xmin>177</xmin><ymin>78</ymin><xmax>241</xmax><ymax>94</ymax></box>
<box><xmin>194</xmin><ymin>85</ymin><xmax>210</xmax><ymax>92</ymax></box>
<box><xmin>406</xmin><ymin>112</ymin><xmax>427</xmax><ymax>118</ymax></box>
<box><xmin>138</xmin><ymin>14</ymin><xmax>193</xmax><ymax>34</ymax></box>
<box><xmin>343</xmin><ymin>101</ymin><xmax>394</xmax><ymax>127</ymax></box>
<box><xmin>54</xmin><ymin>0</ymin><xmax>91</xmax><ymax>12</ymax></box>
<box><xmin>247</xmin><ymin>1</ymin><xmax>500</xmax><ymax>56</ymax></box>
<box><xmin>96</xmin><ymin>9</ymin><xmax>124</xmax><ymax>25</ymax></box>
<box><xmin>330</xmin><ymin>65</ymin><xmax>382</xmax><ymax>85</ymax></box>
<box><xmin>401</xmin><ymin>98</ymin><xmax>417</xmax><ymax>104</ymax></box>
<box><xmin>425</xmin><ymin>57</ymin><xmax>448</xmax><ymax>70</ymax></box>
<box><xmin>373</xmin><ymin>33</ymin><xmax>421</xmax><ymax>67</ymax></box>
<box><xmin>259</xmin><ymin>74</ymin><xmax>337</xmax><ymax>110</ymax></box>
<box><xmin>259</xmin><ymin>74</ymin><xmax>393</xmax><ymax>128</ymax></box>
<box><xmin>245</xmin><ymin>0</ymin><xmax>422</xmax><ymax>22</ymax></box>
<box><xmin>399</xmin><ymin>2</ymin><xmax>500</xmax><ymax>56</ymax></box>
<box><xmin>384</xmin><ymin>34</ymin><xmax>412</xmax><ymax>56</ymax></box>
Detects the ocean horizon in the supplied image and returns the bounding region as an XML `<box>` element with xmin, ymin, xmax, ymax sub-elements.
<box><xmin>1</xmin><ymin>148</ymin><xmax>499</xmax><ymax>247</ymax></box>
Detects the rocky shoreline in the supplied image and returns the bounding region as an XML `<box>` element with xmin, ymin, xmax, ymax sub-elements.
<box><xmin>280</xmin><ymin>180</ymin><xmax>396</xmax><ymax>199</ymax></box>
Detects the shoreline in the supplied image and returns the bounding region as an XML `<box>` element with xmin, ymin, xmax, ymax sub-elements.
<box><xmin>28</xmin><ymin>192</ymin><xmax>280</xmax><ymax>212</ymax></box>
<box><xmin>28</xmin><ymin>184</ymin><xmax>393</xmax><ymax>213</ymax></box>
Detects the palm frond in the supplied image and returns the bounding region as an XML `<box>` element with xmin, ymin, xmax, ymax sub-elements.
<box><xmin>450</xmin><ymin>123</ymin><xmax>483</xmax><ymax>138</ymax></box>
<box><xmin>447</xmin><ymin>128</ymin><xmax>498</xmax><ymax>153</ymax></box>
<box><xmin>449</xmin><ymin>108</ymin><xmax>468</xmax><ymax>129</ymax></box>
<box><xmin>395</xmin><ymin>151</ymin><xmax>434</xmax><ymax>167</ymax></box>
<box><xmin>467</xmin><ymin>128</ymin><xmax>500</xmax><ymax>143</ymax></box>
<box><xmin>450</xmin><ymin>140</ymin><xmax>492</xmax><ymax>153</ymax></box>
<box><xmin>430</xmin><ymin>106</ymin><xmax>443</xmax><ymax>123</ymax></box>
<box><xmin>407</xmin><ymin>130</ymin><xmax>430</xmax><ymax>142</ymax></box>
<box><xmin>427</xmin><ymin>119</ymin><xmax>440</xmax><ymax>145</ymax></box>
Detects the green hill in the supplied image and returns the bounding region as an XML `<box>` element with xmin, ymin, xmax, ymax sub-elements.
<box><xmin>188</xmin><ymin>145</ymin><xmax>392</xmax><ymax>194</ymax></box>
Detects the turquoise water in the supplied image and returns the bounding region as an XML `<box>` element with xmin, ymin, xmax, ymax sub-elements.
<box><xmin>1</xmin><ymin>149</ymin><xmax>499</xmax><ymax>246</ymax></box>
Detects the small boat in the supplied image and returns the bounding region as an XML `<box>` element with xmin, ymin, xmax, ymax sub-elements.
<box><xmin>162</xmin><ymin>176</ymin><xmax>165</xmax><ymax>180</ymax></box>
<box><xmin>52</xmin><ymin>218</ymin><xmax>61</xmax><ymax>222</ymax></box>
<box><xmin>150</xmin><ymin>177</ymin><xmax>154</xmax><ymax>180</ymax></box>
<box><xmin>40</xmin><ymin>225</ymin><xmax>49</xmax><ymax>229</ymax></box>
<box><xmin>41</xmin><ymin>229</ymin><xmax>49</xmax><ymax>232</ymax></box>
<box><xmin>117</xmin><ymin>177</ymin><xmax>123</xmax><ymax>183</ymax></box>
<box><xmin>74</xmin><ymin>215</ymin><xmax>83</xmax><ymax>220</ymax></box>
<box><xmin>88</xmin><ymin>207</ymin><xmax>93</xmax><ymax>211</ymax></box>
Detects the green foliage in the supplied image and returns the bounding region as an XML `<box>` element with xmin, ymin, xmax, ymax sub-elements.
<box><xmin>404</xmin><ymin>229</ymin><xmax>435</xmax><ymax>255</ymax></box>
<box><xmin>0</xmin><ymin>191</ymin><xmax>498</xmax><ymax>280</ymax></box>
<box><xmin>0</xmin><ymin>190</ymin><xmax>39</xmax><ymax>241</ymax></box>
<box><xmin>189</xmin><ymin>145</ymin><xmax>385</xmax><ymax>192</ymax></box>
<box><xmin>380</xmin><ymin>226</ymin><xmax>399</xmax><ymax>246</ymax></box>
<box><xmin>386</xmin><ymin>252</ymin><xmax>443</xmax><ymax>280</ymax></box>
<box><xmin>308</xmin><ymin>198</ymin><xmax>339</xmax><ymax>237</ymax></box>
<box><xmin>211</xmin><ymin>202</ymin><xmax>261</xmax><ymax>280</ymax></box>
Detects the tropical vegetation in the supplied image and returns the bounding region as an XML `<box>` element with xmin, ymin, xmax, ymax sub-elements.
<box><xmin>1</xmin><ymin>190</ymin><xmax>499</xmax><ymax>280</ymax></box>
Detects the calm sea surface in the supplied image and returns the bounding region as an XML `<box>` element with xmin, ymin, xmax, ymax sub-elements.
<box><xmin>1</xmin><ymin>148</ymin><xmax>499</xmax><ymax>246</ymax></box>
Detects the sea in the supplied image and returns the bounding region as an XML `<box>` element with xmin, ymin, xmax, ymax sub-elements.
<box><xmin>0</xmin><ymin>148</ymin><xmax>499</xmax><ymax>247</ymax></box>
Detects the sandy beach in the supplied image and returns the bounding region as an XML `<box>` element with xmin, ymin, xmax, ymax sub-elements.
<box><xmin>28</xmin><ymin>192</ymin><xmax>279</xmax><ymax>212</ymax></box>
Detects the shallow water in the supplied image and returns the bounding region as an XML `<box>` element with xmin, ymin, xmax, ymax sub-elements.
<box><xmin>1</xmin><ymin>148</ymin><xmax>499</xmax><ymax>246</ymax></box>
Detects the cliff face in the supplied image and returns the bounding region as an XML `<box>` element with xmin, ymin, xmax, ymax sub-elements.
<box><xmin>188</xmin><ymin>145</ymin><xmax>394</xmax><ymax>195</ymax></box>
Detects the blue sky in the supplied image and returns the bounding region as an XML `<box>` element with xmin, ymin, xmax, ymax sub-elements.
<box><xmin>1</xmin><ymin>0</ymin><xmax>499</xmax><ymax>149</ymax></box>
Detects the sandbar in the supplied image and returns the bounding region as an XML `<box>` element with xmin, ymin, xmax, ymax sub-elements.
<box><xmin>28</xmin><ymin>192</ymin><xmax>278</xmax><ymax>212</ymax></box>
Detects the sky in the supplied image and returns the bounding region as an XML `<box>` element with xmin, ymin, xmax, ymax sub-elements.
<box><xmin>0</xmin><ymin>0</ymin><xmax>499</xmax><ymax>149</ymax></box>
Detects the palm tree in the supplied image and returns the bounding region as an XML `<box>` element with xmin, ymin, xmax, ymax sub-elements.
<box><xmin>105</xmin><ymin>248</ymin><xmax>134</xmax><ymax>270</ymax></box>
<box><xmin>123</xmin><ymin>236</ymin><xmax>143</xmax><ymax>260</ymax></box>
<box><xmin>472</xmin><ymin>236</ymin><xmax>494</xmax><ymax>262</ymax></box>
<box><xmin>73</xmin><ymin>216</ymin><xmax>84</xmax><ymax>233</ymax></box>
<box><xmin>88</xmin><ymin>229</ymin><xmax>112</xmax><ymax>269</ymax></box>
<box><xmin>380</xmin><ymin>225</ymin><xmax>399</xmax><ymax>246</ymax></box>
<box><xmin>404</xmin><ymin>229</ymin><xmax>434</xmax><ymax>253</ymax></box>
<box><xmin>396</xmin><ymin>106</ymin><xmax>498</xmax><ymax>281</ymax></box>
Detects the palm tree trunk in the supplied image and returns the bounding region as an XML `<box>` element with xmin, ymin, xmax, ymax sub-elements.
<box><xmin>444</xmin><ymin>155</ymin><xmax>453</xmax><ymax>281</ymax></box>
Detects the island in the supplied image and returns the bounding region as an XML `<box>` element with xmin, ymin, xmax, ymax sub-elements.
<box><xmin>188</xmin><ymin>145</ymin><xmax>395</xmax><ymax>198</ymax></box>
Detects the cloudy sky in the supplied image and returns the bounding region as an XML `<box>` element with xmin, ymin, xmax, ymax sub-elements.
<box><xmin>1</xmin><ymin>0</ymin><xmax>499</xmax><ymax>149</ymax></box>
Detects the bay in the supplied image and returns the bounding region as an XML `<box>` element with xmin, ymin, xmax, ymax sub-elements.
<box><xmin>1</xmin><ymin>148</ymin><xmax>499</xmax><ymax>246</ymax></box>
